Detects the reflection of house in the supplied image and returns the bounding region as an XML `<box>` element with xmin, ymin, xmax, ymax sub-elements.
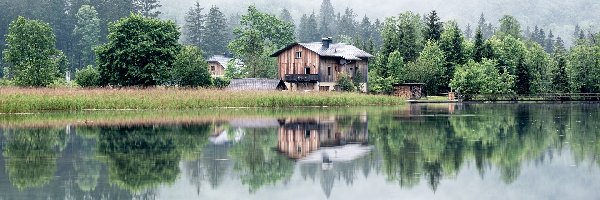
<box><xmin>207</xmin><ymin>55</ymin><xmax>231</xmax><ymax>78</ymax></box>
<box><xmin>277</xmin><ymin>116</ymin><xmax>369</xmax><ymax>161</ymax></box>
<box><xmin>271</xmin><ymin>38</ymin><xmax>373</xmax><ymax>92</ymax></box>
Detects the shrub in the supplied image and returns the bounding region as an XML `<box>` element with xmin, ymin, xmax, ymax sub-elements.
<box><xmin>338</xmin><ymin>73</ymin><xmax>355</xmax><ymax>92</ymax></box>
<box><xmin>213</xmin><ymin>77</ymin><xmax>230</xmax><ymax>89</ymax></box>
<box><xmin>75</xmin><ymin>66</ymin><xmax>100</xmax><ymax>87</ymax></box>
<box><xmin>171</xmin><ymin>46</ymin><xmax>212</xmax><ymax>87</ymax></box>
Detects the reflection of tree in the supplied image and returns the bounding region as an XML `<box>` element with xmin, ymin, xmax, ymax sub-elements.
<box><xmin>230</xmin><ymin>129</ymin><xmax>294</xmax><ymax>193</ymax></box>
<box><xmin>74</xmin><ymin>137</ymin><xmax>101</xmax><ymax>192</ymax></box>
<box><xmin>2</xmin><ymin>128</ymin><xmax>65</xmax><ymax>190</ymax></box>
<box><xmin>97</xmin><ymin>126</ymin><xmax>181</xmax><ymax>192</ymax></box>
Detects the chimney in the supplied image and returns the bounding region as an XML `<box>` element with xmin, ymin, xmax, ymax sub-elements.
<box><xmin>322</xmin><ymin>37</ymin><xmax>332</xmax><ymax>49</ymax></box>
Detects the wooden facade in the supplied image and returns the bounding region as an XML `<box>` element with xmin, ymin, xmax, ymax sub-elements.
<box><xmin>273</xmin><ymin>42</ymin><xmax>371</xmax><ymax>92</ymax></box>
<box><xmin>208</xmin><ymin>61</ymin><xmax>225</xmax><ymax>77</ymax></box>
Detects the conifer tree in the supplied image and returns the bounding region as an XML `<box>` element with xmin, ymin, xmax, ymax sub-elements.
<box><xmin>183</xmin><ymin>2</ymin><xmax>205</xmax><ymax>49</ymax></box>
<box><xmin>202</xmin><ymin>6</ymin><xmax>228</xmax><ymax>56</ymax></box>
<box><xmin>318</xmin><ymin>0</ymin><xmax>335</xmax><ymax>37</ymax></box>
<box><xmin>280</xmin><ymin>8</ymin><xmax>294</xmax><ymax>25</ymax></box>
<box><xmin>473</xmin><ymin>28</ymin><xmax>484</xmax><ymax>62</ymax></box>
<box><xmin>424</xmin><ymin>10</ymin><xmax>443</xmax><ymax>41</ymax></box>
<box><xmin>133</xmin><ymin>0</ymin><xmax>162</xmax><ymax>18</ymax></box>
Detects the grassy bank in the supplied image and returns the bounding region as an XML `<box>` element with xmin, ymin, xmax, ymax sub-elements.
<box><xmin>0</xmin><ymin>88</ymin><xmax>405</xmax><ymax>113</ymax></box>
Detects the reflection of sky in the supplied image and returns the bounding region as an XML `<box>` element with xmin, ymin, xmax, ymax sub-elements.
<box><xmin>157</xmin><ymin>148</ymin><xmax>600</xmax><ymax>200</ymax></box>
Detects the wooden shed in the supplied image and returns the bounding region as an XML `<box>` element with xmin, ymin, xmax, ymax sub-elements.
<box><xmin>392</xmin><ymin>83</ymin><xmax>425</xmax><ymax>100</ymax></box>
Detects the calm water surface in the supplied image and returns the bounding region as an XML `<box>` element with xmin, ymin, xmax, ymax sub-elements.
<box><xmin>1</xmin><ymin>104</ymin><xmax>600</xmax><ymax>200</ymax></box>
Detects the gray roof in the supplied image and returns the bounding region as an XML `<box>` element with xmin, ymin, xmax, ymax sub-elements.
<box><xmin>227</xmin><ymin>78</ymin><xmax>280</xmax><ymax>90</ymax></box>
<box><xmin>271</xmin><ymin>42</ymin><xmax>374</xmax><ymax>60</ymax></box>
<box><xmin>207</xmin><ymin>55</ymin><xmax>232</xmax><ymax>69</ymax></box>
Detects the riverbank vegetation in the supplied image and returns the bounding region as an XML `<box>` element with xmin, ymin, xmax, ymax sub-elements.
<box><xmin>0</xmin><ymin>88</ymin><xmax>405</xmax><ymax>113</ymax></box>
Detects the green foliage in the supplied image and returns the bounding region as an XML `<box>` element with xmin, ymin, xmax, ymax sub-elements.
<box><xmin>75</xmin><ymin>65</ymin><xmax>100</xmax><ymax>88</ymax></box>
<box><xmin>318</xmin><ymin>0</ymin><xmax>336</xmax><ymax>37</ymax></box>
<box><xmin>381</xmin><ymin>12</ymin><xmax>424</xmax><ymax>63</ymax></box>
<box><xmin>212</xmin><ymin>77</ymin><xmax>231</xmax><ymax>89</ymax></box>
<box><xmin>203</xmin><ymin>6</ymin><xmax>229</xmax><ymax>56</ymax></box>
<box><xmin>423</xmin><ymin>10</ymin><xmax>443</xmax><ymax>41</ymax></box>
<box><xmin>524</xmin><ymin>42</ymin><xmax>553</xmax><ymax>94</ymax></box>
<box><xmin>133</xmin><ymin>0</ymin><xmax>162</xmax><ymax>18</ymax></box>
<box><xmin>552</xmin><ymin>37</ymin><xmax>569</xmax><ymax>92</ymax></box>
<box><xmin>473</xmin><ymin>28</ymin><xmax>485</xmax><ymax>62</ymax></box>
<box><xmin>337</xmin><ymin>73</ymin><xmax>355</xmax><ymax>92</ymax></box>
<box><xmin>567</xmin><ymin>42</ymin><xmax>600</xmax><ymax>93</ymax></box>
<box><xmin>228</xmin><ymin>6</ymin><xmax>295</xmax><ymax>78</ymax></box>
<box><xmin>171</xmin><ymin>46</ymin><xmax>212</xmax><ymax>87</ymax></box>
<box><xmin>498</xmin><ymin>15</ymin><xmax>522</xmax><ymax>39</ymax></box>
<box><xmin>298</xmin><ymin>12</ymin><xmax>320</xmax><ymax>42</ymax></box>
<box><xmin>73</xmin><ymin>5</ymin><xmax>101</xmax><ymax>71</ymax></box>
<box><xmin>3</xmin><ymin>17</ymin><xmax>63</xmax><ymax>87</ymax></box>
<box><xmin>451</xmin><ymin>59</ymin><xmax>516</xmax><ymax>99</ymax></box>
<box><xmin>183</xmin><ymin>2</ymin><xmax>205</xmax><ymax>49</ymax></box>
<box><xmin>439</xmin><ymin>21</ymin><xmax>466</xmax><ymax>91</ymax></box>
<box><xmin>405</xmin><ymin>41</ymin><xmax>446</xmax><ymax>94</ymax></box>
<box><xmin>96</xmin><ymin>14</ymin><xmax>181</xmax><ymax>87</ymax></box>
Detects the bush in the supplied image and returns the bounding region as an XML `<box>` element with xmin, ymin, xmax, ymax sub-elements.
<box><xmin>450</xmin><ymin>59</ymin><xmax>515</xmax><ymax>100</ymax></box>
<box><xmin>338</xmin><ymin>73</ymin><xmax>355</xmax><ymax>92</ymax></box>
<box><xmin>48</xmin><ymin>78</ymin><xmax>76</xmax><ymax>88</ymax></box>
<box><xmin>171</xmin><ymin>46</ymin><xmax>212</xmax><ymax>87</ymax></box>
<box><xmin>0</xmin><ymin>79</ymin><xmax>14</xmax><ymax>87</ymax></box>
<box><xmin>75</xmin><ymin>66</ymin><xmax>100</xmax><ymax>87</ymax></box>
<box><xmin>213</xmin><ymin>77</ymin><xmax>230</xmax><ymax>89</ymax></box>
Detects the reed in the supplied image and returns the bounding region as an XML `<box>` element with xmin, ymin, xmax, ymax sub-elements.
<box><xmin>0</xmin><ymin>87</ymin><xmax>405</xmax><ymax>113</ymax></box>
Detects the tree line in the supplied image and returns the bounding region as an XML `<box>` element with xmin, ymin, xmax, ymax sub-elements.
<box><xmin>1</xmin><ymin>0</ymin><xmax>599</xmax><ymax>95</ymax></box>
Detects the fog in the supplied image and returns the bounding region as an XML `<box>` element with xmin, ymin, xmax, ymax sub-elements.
<box><xmin>161</xmin><ymin>0</ymin><xmax>599</xmax><ymax>45</ymax></box>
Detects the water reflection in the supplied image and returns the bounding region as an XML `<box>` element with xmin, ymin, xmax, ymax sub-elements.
<box><xmin>0</xmin><ymin>104</ymin><xmax>600</xmax><ymax>199</ymax></box>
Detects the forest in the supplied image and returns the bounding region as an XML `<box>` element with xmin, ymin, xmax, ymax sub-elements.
<box><xmin>0</xmin><ymin>0</ymin><xmax>599</xmax><ymax>96</ymax></box>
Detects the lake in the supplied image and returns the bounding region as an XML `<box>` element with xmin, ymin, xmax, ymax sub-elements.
<box><xmin>0</xmin><ymin>103</ymin><xmax>599</xmax><ymax>200</ymax></box>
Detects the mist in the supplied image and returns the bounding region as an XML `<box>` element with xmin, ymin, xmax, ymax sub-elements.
<box><xmin>160</xmin><ymin>0</ymin><xmax>599</xmax><ymax>46</ymax></box>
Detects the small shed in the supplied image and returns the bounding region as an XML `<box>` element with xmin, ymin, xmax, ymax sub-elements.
<box><xmin>392</xmin><ymin>83</ymin><xmax>425</xmax><ymax>100</ymax></box>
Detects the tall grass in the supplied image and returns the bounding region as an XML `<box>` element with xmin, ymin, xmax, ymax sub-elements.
<box><xmin>0</xmin><ymin>87</ymin><xmax>405</xmax><ymax>113</ymax></box>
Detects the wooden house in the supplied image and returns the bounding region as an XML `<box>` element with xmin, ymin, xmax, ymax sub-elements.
<box><xmin>392</xmin><ymin>83</ymin><xmax>425</xmax><ymax>100</ymax></box>
<box><xmin>271</xmin><ymin>38</ymin><xmax>373</xmax><ymax>92</ymax></box>
<box><xmin>207</xmin><ymin>55</ymin><xmax>231</xmax><ymax>78</ymax></box>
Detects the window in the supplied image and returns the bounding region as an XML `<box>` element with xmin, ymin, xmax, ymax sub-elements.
<box><xmin>295</xmin><ymin>51</ymin><xmax>302</xmax><ymax>59</ymax></box>
<box><xmin>305</xmin><ymin>67</ymin><xmax>311</xmax><ymax>74</ymax></box>
<box><xmin>328</xmin><ymin>67</ymin><xmax>332</xmax><ymax>76</ymax></box>
<box><xmin>210</xmin><ymin>66</ymin><xmax>215</xmax><ymax>71</ymax></box>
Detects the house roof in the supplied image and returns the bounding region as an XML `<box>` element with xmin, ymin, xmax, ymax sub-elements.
<box><xmin>207</xmin><ymin>55</ymin><xmax>232</xmax><ymax>69</ymax></box>
<box><xmin>271</xmin><ymin>42</ymin><xmax>374</xmax><ymax>61</ymax></box>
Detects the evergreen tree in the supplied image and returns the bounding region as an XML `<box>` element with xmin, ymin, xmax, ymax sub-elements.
<box><xmin>338</xmin><ymin>8</ymin><xmax>357</xmax><ymax>38</ymax></box>
<box><xmin>477</xmin><ymin>13</ymin><xmax>494</xmax><ymax>39</ymax></box>
<box><xmin>552</xmin><ymin>37</ymin><xmax>568</xmax><ymax>93</ymax></box>
<box><xmin>358</xmin><ymin>16</ymin><xmax>372</xmax><ymax>42</ymax></box>
<box><xmin>473</xmin><ymin>28</ymin><xmax>485</xmax><ymax>62</ymax></box>
<box><xmin>183</xmin><ymin>2</ymin><xmax>205</xmax><ymax>49</ymax></box>
<box><xmin>439</xmin><ymin>21</ymin><xmax>465</xmax><ymax>92</ymax></box>
<box><xmin>298</xmin><ymin>12</ymin><xmax>320</xmax><ymax>42</ymax></box>
<box><xmin>381</xmin><ymin>12</ymin><xmax>424</xmax><ymax>63</ymax></box>
<box><xmin>318</xmin><ymin>0</ymin><xmax>335</xmax><ymax>38</ymax></box>
<box><xmin>202</xmin><ymin>6</ymin><xmax>228</xmax><ymax>56</ymax></box>
<box><xmin>545</xmin><ymin>30</ymin><xmax>554</xmax><ymax>53</ymax></box>
<box><xmin>279</xmin><ymin>8</ymin><xmax>294</xmax><ymax>25</ymax></box>
<box><xmin>133</xmin><ymin>0</ymin><xmax>162</xmax><ymax>18</ymax></box>
<box><xmin>464</xmin><ymin>24</ymin><xmax>473</xmax><ymax>39</ymax></box>
<box><xmin>498</xmin><ymin>15</ymin><xmax>521</xmax><ymax>38</ymax></box>
<box><xmin>73</xmin><ymin>5</ymin><xmax>101</xmax><ymax>71</ymax></box>
<box><xmin>423</xmin><ymin>10</ymin><xmax>443</xmax><ymax>41</ymax></box>
<box><xmin>574</xmin><ymin>24</ymin><xmax>581</xmax><ymax>40</ymax></box>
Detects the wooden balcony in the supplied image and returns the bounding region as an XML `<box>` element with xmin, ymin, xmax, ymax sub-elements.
<box><xmin>284</xmin><ymin>74</ymin><xmax>319</xmax><ymax>83</ymax></box>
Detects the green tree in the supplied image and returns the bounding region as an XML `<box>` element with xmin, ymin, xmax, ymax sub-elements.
<box><xmin>183</xmin><ymin>2</ymin><xmax>205</xmax><ymax>50</ymax></box>
<box><xmin>74</xmin><ymin>65</ymin><xmax>100</xmax><ymax>87</ymax></box>
<box><xmin>298</xmin><ymin>12</ymin><xmax>320</xmax><ymax>42</ymax></box>
<box><xmin>96</xmin><ymin>14</ymin><xmax>181</xmax><ymax>86</ymax></box>
<box><xmin>552</xmin><ymin>37</ymin><xmax>569</xmax><ymax>92</ymax></box>
<box><xmin>439</xmin><ymin>21</ymin><xmax>466</xmax><ymax>92</ymax></box>
<box><xmin>228</xmin><ymin>6</ymin><xmax>295</xmax><ymax>78</ymax></box>
<box><xmin>279</xmin><ymin>8</ymin><xmax>294</xmax><ymax>25</ymax></box>
<box><xmin>337</xmin><ymin>73</ymin><xmax>355</xmax><ymax>92</ymax></box>
<box><xmin>451</xmin><ymin>59</ymin><xmax>515</xmax><ymax>98</ymax></box>
<box><xmin>133</xmin><ymin>0</ymin><xmax>162</xmax><ymax>18</ymax></box>
<box><xmin>405</xmin><ymin>41</ymin><xmax>446</xmax><ymax>94</ymax></box>
<box><xmin>567</xmin><ymin>41</ymin><xmax>600</xmax><ymax>93</ymax></box>
<box><xmin>338</xmin><ymin>8</ymin><xmax>357</xmax><ymax>38</ymax></box>
<box><xmin>3</xmin><ymin>17</ymin><xmax>63</xmax><ymax>87</ymax></box>
<box><xmin>73</xmin><ymin>5</ymin><xmax>101</xmax><ymax>71</ymax></box>
<box><xmin>498</xmin><ymin>15</ymin><xmax>522</xmax><ymax>38</ymax></box>
<box><xmin>473</xmin><ymin>28</ymin><xmax>485</xmax><ymax>62</ymax></box>
<box><xmin>381</xmin><ymin>12</ymin><xmax>424</xmax><ymax>64</ymax></box>
<box><xmin>423</xmin><ymin>10</ymin><xmax>443</xmax><ymax>41</ymax></box>
<box><xmin>525</xmin><ymin>42</ymin><xmax>553</xmax><ymax>94</ymax></box>
<box><xmin>318</xmin><ymin>0</ymin><xmax>336</xmax><ymax>37</ymax></box>
<box><xmin>202</xmin><ymin>6</ymin><xmax>228</xmax><ymax>56</ymax></box>
<box><xmin>171</xmin><ymin>46</ymin><xmax>212</xmax><ymax>87</ymax></box>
